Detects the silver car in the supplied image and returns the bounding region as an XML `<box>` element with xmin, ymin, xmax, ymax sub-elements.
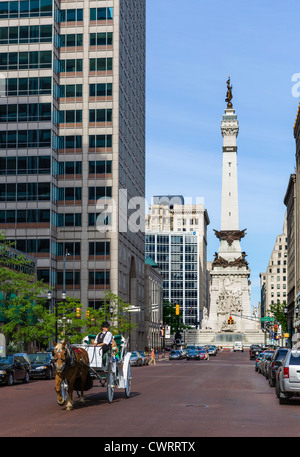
<box><xmin>276</xmin><ymin>350</ymin><xmax>300</xmax><ymax>404</ymax></box>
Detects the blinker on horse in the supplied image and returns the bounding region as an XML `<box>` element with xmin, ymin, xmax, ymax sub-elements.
<box><xmin>53</xmin><ymin>340</ymin><xmax>90</xmax><ymax>411</ymax></box>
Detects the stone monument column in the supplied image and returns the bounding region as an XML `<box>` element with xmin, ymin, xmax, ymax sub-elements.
<box><xmin>206</xmin><ymin>78</ymin><xmax>257</xmax><ymax>337</ymax></box>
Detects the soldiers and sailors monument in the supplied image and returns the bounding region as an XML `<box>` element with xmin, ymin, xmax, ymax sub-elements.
<box><xmin>193</xmin><ymin>78</ymin><xmax>263</xmax><ymax>346</ymax></box>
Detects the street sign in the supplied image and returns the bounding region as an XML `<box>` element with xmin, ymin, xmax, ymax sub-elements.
<box><xmin>260</xmin><ymin>317</ymin><xmax>274</xmax><ymax>322</ymax></box>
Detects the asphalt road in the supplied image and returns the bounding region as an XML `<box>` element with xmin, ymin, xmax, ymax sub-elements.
<box><xmin>1</xmin><ymin>349</ymin><xmax>300</xmax><ymax>439</ymax></box>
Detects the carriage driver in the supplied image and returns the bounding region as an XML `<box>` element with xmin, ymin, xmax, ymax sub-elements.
<box><xmin>94</xmin><ymin>321</ymin><xmax>113</xmax><ymax>355</ymax></box>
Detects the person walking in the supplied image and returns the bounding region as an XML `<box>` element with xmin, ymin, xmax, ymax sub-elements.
<box><xmin>149</xmin><ymin>348</ymin><xmax>156</xmax><ymax>365</ymax></box>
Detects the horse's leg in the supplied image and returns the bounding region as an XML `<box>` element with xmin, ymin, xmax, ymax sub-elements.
<box><xmin>65</xmin><ymin>372</ymin><xmax>74</xmax><ymax>411</ymax></box>
<box><xmin>55</xmin><ymin>374</ymin><xmax>65</xmax><ymax>406</ymax></box>
<box><xmin>78</xmin><ymin>369</ymin><xmax>88</xmax><ymax>405</ymax></box>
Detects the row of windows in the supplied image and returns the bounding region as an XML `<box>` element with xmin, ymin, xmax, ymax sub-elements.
<box><xmin>0</xmin><ymin>157</ymin><xmax>113</xmax><ymax>177</ymax></box>
<box><xmin>0</xmin><ymin>50</ymin><xmax>51</xmax><ymax>70</ymax></box>
<box><xmin>0</xmin><ymin>183</ymin><xmax>113</xmax><ymax>202</ymax></box>
<box><xmin>145</xmin><ymin>235</ymin><xmax>198</xmax><ymax>244</ymax></box>
<box><xmin>5</xmin><ymin>77</ymin><xmax>52</xmax><ymax>96</ymax></box>
<box><xmin>0</xmin><ymin>209</ymin><xmax>51</xmax><ymax>223</ymax></box>
<box><xmin>0</xmin><ymin>3</ymin><xmax>113</xmax><ymax>20</ymax></box>
<box><xmin>13</xmin><ymin>239</ymin><xmax>110</xmax><ymax>256</ymax></box>
<box><xmin>0</xmin><ymin>103</ymin><xmax>51</xmax><ymax>122</ymax></box>
<box><xmin>0</xmin><ymin>129</ymin><xmax>51</xmax><ymax>149</ymax></box>
<box><xmin>0</xmin><ymin>53</ymin><xmax>112</xmax><ymax>73</ymax></box>
<box><xmin>0</xmin><ymin>25</ymin><xmax>52</xmax><ymax>44</ymax></box>
<box><xmin>4</xmin><ymin>80</ymin><xmax>112</xmax><ymax>99</ymax></box>
<box><xmin>0</xmin><ymin>209</ymin><xmax>112</xmax><ymax>226</ymax></box>
<box><xmin>37</xmin><ymin>270</ymin><xmax>110</xmax><ymax>287</ymax></box>
<box><xmin>0</xmin><ymin>156</ymin><xmax>50</xmax><ymax>174</ymax></box>
<box><xmin>0</xmin><ymin>0</ymin><xmax>52</xmax><ymax>18</ymax></box>
<box><xmin>0</xmin><ymin>182</ymin><xmax>51</xmax><ymax>201</ymax></box>
<box><xmin>0</xmin><ymin>131</ymin><xmax>113</xmax><ymax>151</ymax></box>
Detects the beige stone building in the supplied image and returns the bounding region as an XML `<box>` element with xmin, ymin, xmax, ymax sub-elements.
<box><xmin>144</xmin><ymin>256</ymin><xmax>163</xmax><ymax>350</ymax></box>
<box><xmin>259</xmin><ymin>216</ymin><xmax>288</xmax><ymax>316</ymax></box>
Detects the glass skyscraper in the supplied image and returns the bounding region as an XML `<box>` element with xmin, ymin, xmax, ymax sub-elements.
<box><xmin>0</xmin><ymin>0</ymin><xmax>146</xmax><ymax>329</ymax></box>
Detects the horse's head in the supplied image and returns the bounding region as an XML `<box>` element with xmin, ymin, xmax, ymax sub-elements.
<box><xmin>53</xmin><ymin>340</ymin><xmax>69</xmax><ymax>374</ymax></box>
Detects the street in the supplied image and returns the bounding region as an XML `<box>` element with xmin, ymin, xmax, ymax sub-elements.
<box><xmin>1</xmin><ymin>349</ymin><xmax>300</xmax><ymax>438</ymax></box>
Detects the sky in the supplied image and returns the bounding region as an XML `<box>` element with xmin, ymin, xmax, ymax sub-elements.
<box><xmin>145</xmin><ymin>0</ymin><xmax>300</xmax><ymax>309</ymax></box>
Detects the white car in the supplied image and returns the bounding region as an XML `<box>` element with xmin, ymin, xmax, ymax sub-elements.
<box><xmin>233</xmin><ymin>342</ymin><xmax>244</xmax><ymax>352</ymax></box>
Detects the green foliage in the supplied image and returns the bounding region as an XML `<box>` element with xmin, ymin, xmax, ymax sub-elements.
<box><xmin>0</xmin><ymin>233</ymin><xmax>137</xmax><ymax>346</ymax></box>
<box><xmin>269</xmin><ymin>301</ymin><xmax>288</xmax><ymax>333</ymax></box>
<box><xmin>163</xmin><ymin>301</ymin><xmax>190</xmax><ymax>333</ymax></box>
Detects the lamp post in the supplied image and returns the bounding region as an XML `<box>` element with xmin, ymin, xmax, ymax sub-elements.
<box><xmin>284</xmin><ymin>305</ymin><xmax>288</xmax><ymax>347</ymax></box>
<box><xmin>63</xmin><ymin>250</ymin><xmax>71</xmax><ymax>294</ymax></box>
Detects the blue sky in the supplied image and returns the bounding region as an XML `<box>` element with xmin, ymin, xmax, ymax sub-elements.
<box><xmin>145</xmin><ymin>0</ymin><xmax>300</xmax><ymax>309</ymax></box>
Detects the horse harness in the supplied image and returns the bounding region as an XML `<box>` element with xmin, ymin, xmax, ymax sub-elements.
<box><xmin>54</xmin><ymin>344</ymin><xmax>88</xmax><ymax>375</ymax></box>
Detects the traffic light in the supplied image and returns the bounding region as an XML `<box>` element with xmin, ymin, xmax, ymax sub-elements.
<box><xmin>86</xmin><ymin>309</ymin><xmax>90</xmax><ymax>319</ymax></box>
<box><xmin>76</xmin><ymin>307</ymin><xmax>81</xmax><ymax>318</ymax></box>
<box><xmin>227</xmin><ymin>316</ymin><xmax>234</xmax><ymax>325</ymax></box>
<box><xmin>175</xmin><ymin>304</ymin><xmax>180</xmax><ymax>315</ymax></box>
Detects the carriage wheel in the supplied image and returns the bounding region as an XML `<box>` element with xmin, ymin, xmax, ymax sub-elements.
<box><xmin>59</xmin><ymin>380</ymin><xmax>68</xmax><ymax>405</ymax></box>
<box><xmin>107</xmin><ymin>366</ymin><xmax>114</xmax><ymax>403</ymax></box>
<box><xmin>125</xmin><ymin>364</ymin><xmax>132</xmax><ymax>398</ymax></box>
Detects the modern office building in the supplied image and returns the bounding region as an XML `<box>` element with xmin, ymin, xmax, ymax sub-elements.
<box><xmin>145</xmin><ymin>196</ymin><xmax>210</xmax><ymax>327</ymax></box>
<box><xmin>0</xmin><ymin>0</ymin><xmax>146</xmax><ymax>329</ymax></box>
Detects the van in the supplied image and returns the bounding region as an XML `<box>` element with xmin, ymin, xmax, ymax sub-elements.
<box><xmin>233</xmin><ymin>342</ymin><xmax>244</xmax><ymax>352</ymax></box>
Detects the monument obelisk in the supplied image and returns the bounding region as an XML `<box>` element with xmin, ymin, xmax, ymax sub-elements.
<box><xmin>205</xmin><ymin>78</ymin><xmax>257</xmax><ymax>340</ymax></box>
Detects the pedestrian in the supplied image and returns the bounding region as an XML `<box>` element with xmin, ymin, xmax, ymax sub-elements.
<box><xmin>94</xmin><ymin>321</ymin><xmax>113</xmax><ymax>356</ymax></box>
<box><xmin>149</xmin><ymin>348</ymin><xmax>156</xmax><ymax>365</ymax></box>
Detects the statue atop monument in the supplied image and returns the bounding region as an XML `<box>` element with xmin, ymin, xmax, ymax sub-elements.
<box><xmin>225</xmin><ymin>76</ymin><xmax>233</xmax><ymax>108</ymax></box>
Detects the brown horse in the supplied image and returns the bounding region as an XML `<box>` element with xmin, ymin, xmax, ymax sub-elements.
<box><xmin>53</xmin><ymin>341</ymin><xmax>90</xmax><ymax>411</ymax></box>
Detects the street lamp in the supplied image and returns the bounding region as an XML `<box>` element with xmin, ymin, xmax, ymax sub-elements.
<box><xmin>47</xmin><ymin>290</ymin><xmax>52</xmax><ymax>310</ymax></box>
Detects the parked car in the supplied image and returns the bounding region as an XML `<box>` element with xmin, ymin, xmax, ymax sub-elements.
<box><xmin>233</xmin><ymin>342</ymin><xmax>244</xmax><ymax>352</ymax></box>
<box><xmin>255</xmin><ymin>352</ymin><xmax>264</xmax><ymax>372</ymax></box>
<box><xmin>27</xmin><ymin>353</ymin><xmax>55</xmax><ymax>379</ymax></box>
<box><xmin>249</xmin><ymin>345</ymin><xmax>262</xmax><ymax>360</ymax></box>
<box><xmin>198</xmin><ymin>350</ymin><xmax>209</xmax><ymax>360</ymax></box>
<box><xmin>267</xmin><ymin>347</ymin><xmax>289</xmax><ymax>387</ymax></box>
<box><xmin>208</xmin><ymin>346</ymin><xmax>217</xmax><ymax>356</ymax></box>
<box><xmin>138</xmin><ymin>351</ymin><xmax>149</xmax><ymax>365</ymax></box>
<box><xmin>0</xmin><ymin>354</ymin><xmax>31</xmax><ymax>385</ymax></box>
<box><xmin>276</xmin><ymin>350</ymin><xmax>300</xmax><ymax>404</ymax></box>
<box><xmin>130</xmin><ymin>351</ymin><xmax>143</xmax><ymax>366</ymax></box>
<box><xmin>169</xmin><ymin>350</ymin><xmax>184</xmax><ymax>360</ymax></box>
<box><xmin>259</xmin><ymin>352</ymin><xmax>273</xmax><ymax>377</ymax></box>
<box><xmin>186</xmin><ymin>349</ymin><xmax>200</xmax><ymax>360</ymax></box>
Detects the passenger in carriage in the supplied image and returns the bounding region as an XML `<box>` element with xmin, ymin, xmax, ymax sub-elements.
<box><xmin>94</xmin><ymin>321</ymin><xmax>113</xmax><ymax>355</ymax></box>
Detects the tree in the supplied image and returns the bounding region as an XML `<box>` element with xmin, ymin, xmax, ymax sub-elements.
<box><xmin>269</xmin><ymin>301</ymin><xmax>288</xmax><ymax>333</ymax></box>
<box><xmin>0</xmin><ymin>233</ymin><xmax>47</xmax><ymax>347</ymax></box>
<box><xmin>162</xmin><ymin>301</ymin><xmax>190</xmax><ymax>333</ymax></box>
<box><xmin>84</xmin><ymin>291</ymin><xmax>137</xmax><ymax>337</ymax></box>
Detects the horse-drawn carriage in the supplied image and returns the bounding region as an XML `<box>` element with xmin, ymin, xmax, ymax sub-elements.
<box><xmin>53</xmin><ymin>335</ymin><xmax>132</xmax><ymax>410</ymax></box>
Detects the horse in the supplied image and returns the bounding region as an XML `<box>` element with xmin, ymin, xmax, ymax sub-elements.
<box><xmin>53</xmin><ymin>340</ymin><xmax>90</xmax><ymax>411</ymax></box>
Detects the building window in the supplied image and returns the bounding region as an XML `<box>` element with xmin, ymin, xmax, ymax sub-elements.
<box><xmin>59</xmin><ymin>8</ymin><xmax>83</xmax><ymax>22</ymax></box>
<box><xmin>89</xmin><ymin>83</ymin><xmax>112</xmax><ymax>98</ymax></box>
<box><xmin>89</xmin><ymin>57</ymin><xmax>112</xmax><ymax>72</ymax></box>
<box><xmin>90</xmin><ymin>32</ymin><xmax>112</xmax><ymax>46</ymax></box>
<box><xmin>90</xmin><ymin>7</ymin><xmax>113</xmax><ymax>21</ymax></box>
